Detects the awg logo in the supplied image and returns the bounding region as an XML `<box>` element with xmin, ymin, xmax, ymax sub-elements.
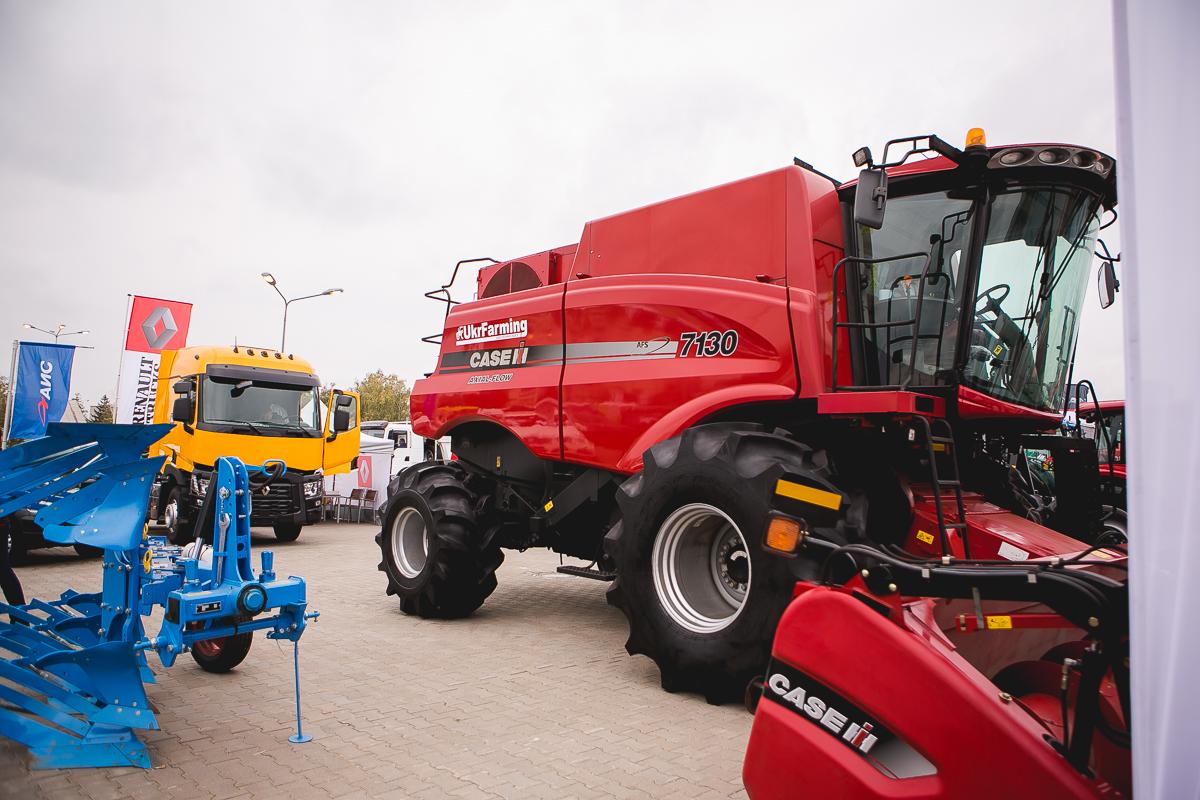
<box><xmin>35</xmin><ymin>360</ymin><xmax>54</xmax><ymax>425</ymax></box>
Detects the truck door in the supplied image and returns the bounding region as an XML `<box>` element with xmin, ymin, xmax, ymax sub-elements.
<box><xmin>322</xmin><ymin>389</ymin><xmax>361</xmax><ymax>474</ymax></box>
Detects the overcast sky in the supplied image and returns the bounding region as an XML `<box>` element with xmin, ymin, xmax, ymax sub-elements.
<box><xmin>0</xmin><ymin>1</ymin><xmax>1125</xmax><ymax>408</ymax></box>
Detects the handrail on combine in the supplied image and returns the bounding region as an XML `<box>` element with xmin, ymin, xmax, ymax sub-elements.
<box><xmin>421</xmin><ymin>256</ymin><xmax>500</xmax><ymax>345</ymax></box>
<box><xmin>829</xmin><ymin>250</ymin><xmax>940</xmax><ymax>393</ymax></box>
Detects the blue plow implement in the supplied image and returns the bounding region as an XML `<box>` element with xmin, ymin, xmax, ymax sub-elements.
<box><xmin>0</xmin><ymin>423</ymin><xmax>315</xmax><ymax>769</ymax></box>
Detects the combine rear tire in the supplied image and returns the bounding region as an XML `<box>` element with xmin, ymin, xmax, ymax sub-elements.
<box><xmin>191</xmin><ymin>632</ymin><xmax>253</xmax><ymax>673</ymax></box>
<box><xmin>605</xmin><ymin>424</ymin><xmax>850</xmax><ymax>704</ymax></box>
<box><xmin>376</xmin><ymin>462</ymin><xmax>503</xmax><ymax>619</ymax></box>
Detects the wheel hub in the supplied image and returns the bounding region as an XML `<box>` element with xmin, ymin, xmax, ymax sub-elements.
<box><xmin>391</xmin><ymin>506</ymin><xmax>431</xmax><ymax>579</ymax></box>
<box><xmin>652</xmin><ymin>503</ymin><xmax>751</xmax><ymax>634</ymax></box>
<box><xmin>164</xmin><ymin>497</ymin><xmax>178</xmax><ymax>531</ymax></box>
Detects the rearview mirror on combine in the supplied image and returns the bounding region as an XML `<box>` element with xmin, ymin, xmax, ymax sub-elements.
<box><xmin>1098</xmin><ymin>260</ymin><xmax>1120</xmax><ymax>309</ymax></box>
<box><xmin>171</xmin><ymin>397</ymin><xmax>195</xmax><ymax>424</ymax></box>
<box><xmin>853</xmin><ymin>168</ymin><xmax>888</xmax><ymax>230</ymax></box>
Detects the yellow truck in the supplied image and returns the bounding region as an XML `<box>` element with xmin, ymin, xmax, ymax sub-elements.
<box><xmin>149</xmin><ymin>345</ymin><xmax>360</xmax><ymax>543</ymax></box>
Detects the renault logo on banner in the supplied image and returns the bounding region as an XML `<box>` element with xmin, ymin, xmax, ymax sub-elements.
<box><xmin>140</xmin><ymin>306</ymin><xmax>179</xmax><ymax>350</ymax></box>
<box><xmin>115</xmin><ymin>295</ymin><xmax>193</xmax><ymax>425</ymax></box>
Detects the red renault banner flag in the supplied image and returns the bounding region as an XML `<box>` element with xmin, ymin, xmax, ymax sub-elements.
<box><xmin>115</xmin><ymin>295</ymin><xmax>193</xmax><ymax>424</ymax></box>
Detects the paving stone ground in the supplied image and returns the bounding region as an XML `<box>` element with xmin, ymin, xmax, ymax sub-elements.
<box><xmin>1</xmin><ymin>523</ymin><xmax>751</xmax><ymax>799</ymax></box>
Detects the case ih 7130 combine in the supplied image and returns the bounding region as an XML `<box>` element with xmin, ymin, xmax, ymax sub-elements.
<box><xmin>378</xmin><ymin>130</ymin><xmax>1128</xmax><ymax>793</ymax></box>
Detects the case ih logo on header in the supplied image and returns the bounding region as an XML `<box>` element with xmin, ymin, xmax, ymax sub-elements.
<box><xmin>455</xmin><ymin>318</ymin><xmax>528</xmax><ymax>346</ymax></box>
<box><xmin>763</xmin><ymin>661</ymin><xmax>890</xmax><ymax>757</ymax></box>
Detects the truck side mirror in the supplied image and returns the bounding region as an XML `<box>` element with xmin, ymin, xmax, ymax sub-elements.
<box><xmin>333</xmin><ymin>409</ymin><xmax>351</xmax><ymax>433</ymax></box>
<box><xmin>1097</xmin><ymin>260</ymin><xmax>1120</xmax><ymax>309</ymax></box>
<box><xmin>172</xmin><ymin>397</ymin><xmax>195</xmax><ymax>423</ymax></box>
<box><xmin>853</xmin><ymin>168</ymin><xmax>888</xmax><ymax>230</ymax></box>
<box><xmin>172</xmin><ymin>379</ymin><xmax>194</xmax><ymax>394</ymax></box>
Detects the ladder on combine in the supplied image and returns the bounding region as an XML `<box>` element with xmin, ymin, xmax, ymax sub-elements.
<box><xmin>912</xmin><ymin>415</ymin><xmax>970</xmax><ymax>558</ymax></box>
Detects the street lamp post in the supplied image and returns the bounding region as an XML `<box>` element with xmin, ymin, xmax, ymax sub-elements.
<box><xmin>23</xmin><ymin>323</ymin><xmax>90</xmax><ymax>343</ymax></box>
<box><xmin>260</xmin><ymin>273</ymin><xmax>343</xmax><ymax>352</ymax></box>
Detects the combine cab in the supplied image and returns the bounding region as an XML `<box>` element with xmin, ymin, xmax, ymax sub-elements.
<box><xmin>380</xmin><ymin>129</ymin><xmax>1123</xmax><ymax>708</ymax></box>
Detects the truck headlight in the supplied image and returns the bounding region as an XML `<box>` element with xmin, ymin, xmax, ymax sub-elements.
<box><xmin>303</xmin><ymin>479</ymin><xmax>322</xmax><ymax>498</ymax></box>
<box><xmin>190</xmin><ymin>472</ymin><xmax>211</xmax><ymax>496</ymax></box>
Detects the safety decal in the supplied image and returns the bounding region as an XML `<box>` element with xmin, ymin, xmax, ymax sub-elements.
<box><xmin>997</xmin><ymin>541</ymin><xmax>1030</xmax><ymax>561</ymax></box>
<box><xmin>915</xmin><ymin>530</ymin><xmax>935</xmax><ymax>545</ymax></box>
<box><xmin>985</xmin><ymin>615</ymin><xmax>1013</xmax><ymax>630</ymax></box>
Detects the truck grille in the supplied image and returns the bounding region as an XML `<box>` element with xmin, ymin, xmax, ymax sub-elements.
<box><xmin>248</xmin><ymin>480</ymin><xmax>299</xmax><ymax>521</ymax></box>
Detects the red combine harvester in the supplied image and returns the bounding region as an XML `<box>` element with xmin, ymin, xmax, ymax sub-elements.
<box><xmin>380</xmin><ymin>128</ymin><xmax>1127</xmax><ymax>791</ymax></box>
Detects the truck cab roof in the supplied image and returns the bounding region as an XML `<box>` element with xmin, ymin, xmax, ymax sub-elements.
<box><xmin>166</xmin><ymin>345</ymin><xmax>317</xmax><ymax>378</ymax></box>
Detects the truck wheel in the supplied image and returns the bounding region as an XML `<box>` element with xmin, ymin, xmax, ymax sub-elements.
<box><xmin>73</xmin><ymin>543</ymin><xmax>103</xmax><ymax>558</ymax></box>
<box><xmin>376</xmin><ymin>461</ymin><xmax>503</xmax><ymax>619</ymax></box>
<box><xmin>273</xmin><ymin>523</ymin><xmax>303</xmax><ymax>542</ymax></box>
<box><xmin>605</xmin><ymin>424</ymin><xmax>850</xmax><ymax>704</ymax></box>
<box><xmin>190</xmin><ymin>632</ymin><xmax>253</xmax><ymax>673</ymax></box>
<box><xmin>162</xmin><ymin>486</ymin><xmax>193</xmax><ymax>545</ymax></box>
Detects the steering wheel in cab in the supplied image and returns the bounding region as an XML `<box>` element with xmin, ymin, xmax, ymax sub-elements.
<box><xmin>974</xmin><ymin>283</ymin><xmax>1011</xmax><ymax>315</ymax></box>
<box><xmin>966</xmin><ymin>283</ymin><xmax>1014</xmax><ymax>382</ymax></box>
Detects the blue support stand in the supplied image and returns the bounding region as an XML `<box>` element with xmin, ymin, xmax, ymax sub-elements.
<box><xmin>288</xmin><ymin>640</ymin><xmax>312</xmax><ymax>744</ymax></box>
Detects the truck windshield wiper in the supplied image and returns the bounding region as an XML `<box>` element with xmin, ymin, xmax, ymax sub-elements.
<box><xmin>253</xmin><ymin>420</ymin><xmax>319</xmax><ymax>437</ymax></box>
<box><xmin>209</xmin><ymin>419</ymin><xmax>270</xmax><ymax>436</ymax></box>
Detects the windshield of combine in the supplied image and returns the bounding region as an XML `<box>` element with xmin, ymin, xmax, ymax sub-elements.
<box><xmin>201</xmin><ymin>377</ymin><xmax>322</xmax><ymax>436</ymax></box>
<box><xmin>964</xmin><ymin>187</ymin><xmax>1102</xmax><ymax>412</ymax></box>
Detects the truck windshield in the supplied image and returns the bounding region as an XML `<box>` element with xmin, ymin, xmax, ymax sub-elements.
<box><xmin>854</xmin><ymin>184</ymin><xmax>1102</xmax><ymax>413</ymax></box>
<box><xmin>201</xmin><ymin>377</ymin><xmax>322</xmax><ymax>436</ymax></box>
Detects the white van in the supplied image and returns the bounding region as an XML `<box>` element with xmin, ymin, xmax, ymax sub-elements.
<box><xmin>360</xmin><ymin>421</ymin><xmax>451</xmax><ymax>475</ymax></box>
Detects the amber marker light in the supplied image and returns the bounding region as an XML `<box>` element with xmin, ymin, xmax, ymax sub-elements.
<box><xmin>765</xmin><ymin>516</ymin><xmax>804</xmax><ymax>556</ymax></box>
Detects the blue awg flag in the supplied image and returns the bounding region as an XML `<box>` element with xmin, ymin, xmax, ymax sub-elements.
<box><xmin>9</xmin><ymin>341</ymin><xmax>76</xmax><ymax>439</ymax></box>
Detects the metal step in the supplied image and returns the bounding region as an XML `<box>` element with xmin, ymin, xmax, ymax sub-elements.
<box><xmin>556</xmin><ymin>565</ymin><xmax>617</xmax><ymax>582</ymax></box>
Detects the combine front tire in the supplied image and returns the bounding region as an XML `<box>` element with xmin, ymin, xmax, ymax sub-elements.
<box><xmin>605</xmin><ymin>424</ymin><xmax>849</xmax><ymax>704</ymax></box>
<box><xmin>376</xmin><ymin>462</ymin><xmax>503</xmax><ymax>619</ymax></box>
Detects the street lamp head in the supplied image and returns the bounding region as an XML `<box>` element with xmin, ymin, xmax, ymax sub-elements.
<box><xmin>323</xmin><ymin>288</ymin><xmax>343</xmax><ymax>296</ymax></box>
<box><xmin>22</xmin><ymin>323</ymin><xmax>32</xmax><ymax>329</ymax></box>
<box><xmin>261</xmin><ymin>272</ymin><xmax>277</xmax><ymax>286</ymax></box>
